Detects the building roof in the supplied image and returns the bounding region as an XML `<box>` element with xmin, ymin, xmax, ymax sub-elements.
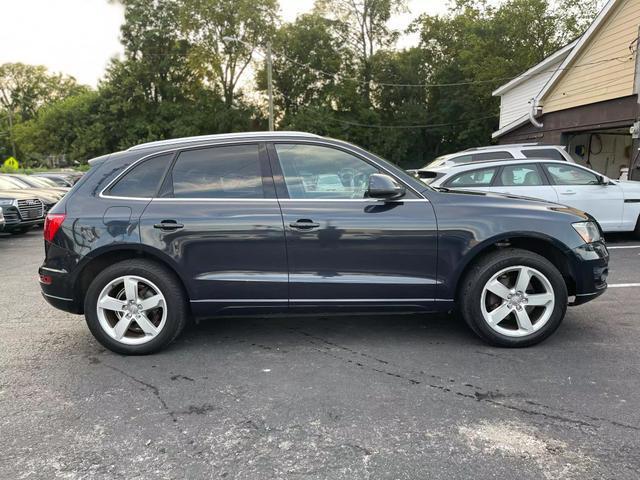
<box><xmin>492</xmin><ymin>40</ymin><xmax>578</xmax><ymax>97</ymax></box>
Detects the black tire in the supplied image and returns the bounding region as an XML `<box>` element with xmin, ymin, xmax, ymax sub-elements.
<box><xmin>459</xmin><ymin>248</ymin><xmax>568</xmax><ymax>347</ymax></box>
<box><xmin>84</xmin><ymin>259</ymin><xmax>188</xmax><ymax>355</ymax></box>
<box><xmin>634</xmin><ymin>215</ymin><xmax>640</xmax><ymax>239</ymax></box>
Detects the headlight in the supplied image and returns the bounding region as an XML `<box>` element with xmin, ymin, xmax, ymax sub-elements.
<box><xmin>0</xmin><ymin>198</ymin><xmax>14</xmax><ymax>206</ymax></box>
<box><xmin>572</xmin><ymin>221</ymin><xmax>601</xmax><ymax>244</ymax></box>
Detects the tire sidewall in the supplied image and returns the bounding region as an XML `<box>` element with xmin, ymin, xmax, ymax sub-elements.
<box><xmin>84</xmin><ymin>261</ymin><xmax>185</xmax><ymax>355</ymax></box>
<box><xmin>464</xmin><ymin>251</ymin><xmax>568</xmax><ymax>347</ymax></box>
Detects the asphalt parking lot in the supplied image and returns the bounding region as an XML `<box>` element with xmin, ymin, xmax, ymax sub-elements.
<box><xmin>1</xmin><ymin>229</ymin><xmax>639</xmax><ymax>479</ymax></box>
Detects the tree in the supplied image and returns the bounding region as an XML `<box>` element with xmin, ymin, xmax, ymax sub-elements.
<box><xmin>256</xmin><ymin>14</ymin><xmax>348</xmax><ymax>116</ymax></box>
<box><xmin>180</xmin><ymin>0</ymin><xmax>279</xmax><ymax>107</ymax></box>
<box><xmin>314</xmin><ymin>0</ymin><xmax>406</xmax><ymax>104</ymax></box>
<box><xmin>412</xmin><ymin>0</ymin><xmax>600</xmax><ymax>157</ymax></box>
<box><xmin>0</xmin><ymin>63</ymin><xmax>85</xmax><ymax>159</ymax></box>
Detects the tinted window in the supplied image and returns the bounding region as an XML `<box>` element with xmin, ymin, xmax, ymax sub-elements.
<box><xmin>522</xmin><ymin>148</ymin><xmax>565</xmax><ymax>161</ymax></box>
<box><xmin>544</xmin><ymin>164</ymin><xmax>599</xmax><ymax>185</ymax></box>
<box><xmin>471</xmin><ymin>151</ymin><xmax>514</xmax><ymax>161</ymax></box>
<box><xmin>500</xmin><ymin>164</ymin><xmax>544</xmax><ymax>186</ymax></box>
<box><xmin>172</xmin><ymin>145</ymin><xmax>263</xmax><ymax>198</ymax></box>
<box><xmin>446</xmin><ymin>167</ymin><xmax>497</xmax><ymax>188</ymax></box>
<box><xmin>275</xmin><ymin>144</ymin><xmax>379</xmax><ymax>199</ymax></box>
<box><xmin>107</xmin><ymin>154</ymin><xmax>173</xmax><ymax>198</ymax></box>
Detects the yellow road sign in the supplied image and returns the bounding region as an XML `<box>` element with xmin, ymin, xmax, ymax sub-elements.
<box><xmin>3</xmin><ymin>157</ymin><xmax>19</xmax><ymax>169</ymax></box>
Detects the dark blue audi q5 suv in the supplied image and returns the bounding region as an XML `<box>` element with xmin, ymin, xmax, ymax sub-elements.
<box><xmin>39</xmin><ymin>132</ymin><xmax>608</xmax><ymax>354</ymax></box>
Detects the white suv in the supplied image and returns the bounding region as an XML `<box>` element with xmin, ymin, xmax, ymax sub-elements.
<box><xmin>421</xmin><ymin>144</ymin><xmax>574</xmax><ymax>170</ymax></box>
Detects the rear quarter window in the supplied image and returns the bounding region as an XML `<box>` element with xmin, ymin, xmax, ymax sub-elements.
<box><xmin>105</xmin><ymin>153</ymin><xmax>173</xmax><ymax>198</ymax></box>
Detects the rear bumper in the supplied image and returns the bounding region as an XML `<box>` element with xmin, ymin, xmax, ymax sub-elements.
<box><xmin>39</xmin><ymin>265</ymin><xmax>83</xmax><ymax>314</ymax></box>
<box><xmin>569</xmin><ymin>241</ymin><xmax>609</xmax><ymax>306</ymax></box>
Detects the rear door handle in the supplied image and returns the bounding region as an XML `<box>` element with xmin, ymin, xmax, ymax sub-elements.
<box><xmin>289</xmin><ymin>219</ymin><xmax>320</xmax><ymax>230</ymax></box>
<box><xmin>154</xmin><ymin>220</ymin><xmax>184</xmax><ymax>230</ymax></box>
<box><xmin>560</xmin><ymin>190</ymin><xmax>576</xmax><ymax>195</ymax></box>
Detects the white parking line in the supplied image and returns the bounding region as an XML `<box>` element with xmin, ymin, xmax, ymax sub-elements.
<box><xmin>608</xmin><ymin>283</ymin><xmax>640</xmax><ymax>288</ymax></box>
<box><xmin>608</xmin><ymin>245</ymin><xmax>640</xmax><ymax>250</ymax></box>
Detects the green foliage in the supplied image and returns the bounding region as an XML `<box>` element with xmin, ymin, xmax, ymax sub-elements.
<box><xmin>3</xmin><ymin>0</ymin><xmax>600</xmax><ymax>168</ymax></box>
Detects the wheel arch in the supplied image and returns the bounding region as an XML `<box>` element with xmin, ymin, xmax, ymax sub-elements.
<box><xmin>71</xmin><ymin>244</ymin><xmax>192</xmax><ymax>314</ymax></box>
<box><xmin>451</xmin><ymin>232</ymin><xmax>578</xmax><ymax>302</ymax></box>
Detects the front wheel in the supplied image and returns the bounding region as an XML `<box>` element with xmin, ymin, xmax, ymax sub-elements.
<box><xmin>84</xmin><ymin>259</ymin><xmax>188</xmax><ymax>355</ymax></box>
<box><xmin>459</xmin><ymin>249</ymin><xmax>568</xmax><ymax>347</ymax></box>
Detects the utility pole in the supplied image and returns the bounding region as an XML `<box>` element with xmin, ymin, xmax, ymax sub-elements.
<box><xmin>266</xmin><ymin>41</ymin><xmax>274</xmax><ymax>131</ymax></box>
<box><xmin>631</xmin><ymin>27</ymin><xmax>640</xmax><ymax>180</ymax></box>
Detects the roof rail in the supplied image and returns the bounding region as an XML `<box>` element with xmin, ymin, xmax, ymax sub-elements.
<box><xmin>127</xmin><ymin>131</ymin><xmax>322</xmax><ymax>152</ymax></box>
<box><xmin>463</xmin><ymin>143</ymin><xmax>540</xmax><ymax>151</ymax></box>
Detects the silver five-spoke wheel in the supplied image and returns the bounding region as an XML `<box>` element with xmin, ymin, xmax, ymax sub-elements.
<box><xmin>97</xmin><ymin>275</ymin><xmax>167</xmax><ymax>345</ymax></box>
<box><xmin>481</xmin><ymin>265</ymin><xmax>555</xmax><ymax>338</ymax></box>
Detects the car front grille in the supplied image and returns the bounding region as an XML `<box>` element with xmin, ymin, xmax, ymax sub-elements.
<box><xmin>17</xmin><ymin>199</ymin><xmax>44</xmax><ymax>220</ymax></box>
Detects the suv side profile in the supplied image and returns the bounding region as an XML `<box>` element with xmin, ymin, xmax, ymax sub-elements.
<box><xmin>39</xmin><ymin>132</ymin><xmax>608</xmax><ymax>354</ymax></box>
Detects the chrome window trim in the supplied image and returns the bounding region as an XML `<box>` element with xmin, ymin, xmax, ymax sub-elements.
<box><xmin>191</xmin><ymin>298</ymin><xmax>446</xmax><ymax>303</ymax></box>
<box><xmin>100</xmin><ymin>138</ymin><xmax>427</xmax><ymax>201</ymax></box>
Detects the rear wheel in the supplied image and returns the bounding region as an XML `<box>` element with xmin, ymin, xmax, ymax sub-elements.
<box><xmin>634</xmin><ymin>215</ymin><xmax>640</xmax><ymax>239</ymax></box>
<box><xmin>460</xmin><ymin>248</ymin><xmax>568</xmax><ymax>347</ymax></box>
<box><xmin>84</xmin><ymin>259</ymin><xmax>188</xmax><ymax>355</ymax></box>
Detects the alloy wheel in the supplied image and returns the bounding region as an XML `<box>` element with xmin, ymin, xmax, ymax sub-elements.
<box><xmin>480</xmin><ymin>265</ymin><xmax>555</xmax><ymax>338</ymax></box>
<box><xmin>96</xmin><ymin>275</ymin><xmax>167</xmax><ymax>345</ymax></box>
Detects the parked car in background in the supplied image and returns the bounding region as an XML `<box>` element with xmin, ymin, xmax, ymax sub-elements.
<box><xmin>0</xmin><ymin>190</ymin><xmax>46</xmax><ymax>234</ymax></box>
<box><xmin>410</xmin><ymin>144</ymin><xmax>574</xmax><ymax>177</ymax></box>
<box><xmin>0</xmin><ymin>176</ymin><xmax>60</xmax><ymax>214</ymax></box>
<box><xmin>423</xmin><ymin>159</ymin><xmax>640</xmax><ymax>236</ymax></box>
<box><xmin>34</xmin><ymin>172</ymin><xmax>83</xmax><ymax>187</ymax></box>
<box><xmin>40</xmin><ymin>132</ymin><xmax>607</xmax><ymax>354</ymax></box>
<box><xmin>3</xmin><ymin>173</ymin><xmax>69</xmax><ymax>193</ymax></box>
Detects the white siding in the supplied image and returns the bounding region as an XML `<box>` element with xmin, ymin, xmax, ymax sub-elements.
<box><xmin>498</xmin><ymin>57</ymin><xmax>563</xmax><ymax>129</ymax></box>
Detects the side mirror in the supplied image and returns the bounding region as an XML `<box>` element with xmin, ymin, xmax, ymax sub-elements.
<box><xmin>597</xmin><ymin>175</ymin><xmax>611</xmax><ymax>185</ymax></box>
<box><xmin>367</xmin><ymin>174</ymin><xmax>406</xmax><ymax>200</ymax></box>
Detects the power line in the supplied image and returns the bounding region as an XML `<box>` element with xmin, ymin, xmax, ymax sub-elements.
<box><xmin>138</xmin><ymin>46</ymin><xmax>634</xmax><ymax>89</ymax></box>
<box><xmin>271</xmin><ymin>75</ymin><xmax>500</xmax><ymax>129</ymax></box>
<box><xmin>269</xmin><ymin>48</ymin><xmax>634</xmax><ymax>88</ymax></box>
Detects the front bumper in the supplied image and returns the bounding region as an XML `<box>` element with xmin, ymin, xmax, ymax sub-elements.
<box><xmin>569</xmin><ymin>240</ymin><xmax>609</xmax><ymax>306</ymax></box>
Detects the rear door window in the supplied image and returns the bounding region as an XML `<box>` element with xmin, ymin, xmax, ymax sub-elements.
<box><xmin>171</xmin><ymin>144</ymin><xmax>264</xmax><ymax>198</ymax></box>
<box><xmin>445</xmin><ymin>167</ymin><xmax>498</xmax><ymax>188</ymax></box>
<box><xmin>106</xmin><ymin>153</ymin><xmax>173</xmax><ymax>198</ymax></box>
<box><xmin>499</xmin><ymin>164</ymin><xmax>545</xmax><ymax>186</ymax></box>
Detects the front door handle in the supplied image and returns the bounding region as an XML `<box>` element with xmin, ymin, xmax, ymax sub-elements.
<box><xmin>154</xmin><ymin>220</ymin><xmax>184</xmax><ymax>230</ymax></box>
<box><xmin>560</xmin><ymin>190</ymin><xmax>576</xmax><ymax>195</ymax></box>
<box><xmin>289</xmin><ymin>219</ymin><xmax>320</xmax><ymax>230</ymax></box>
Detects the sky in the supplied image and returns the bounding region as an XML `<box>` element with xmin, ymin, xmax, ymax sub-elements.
<box><xmin>0</xmin><ymin>0</ymin><xmax>450</xmax><ymax>87</ymax></box>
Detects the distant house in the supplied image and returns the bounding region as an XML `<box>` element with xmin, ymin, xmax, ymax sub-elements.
<box><xmin>492</xmin><ymin>0</ymin><xmax>640</xmax><ymax>180</ymax></box>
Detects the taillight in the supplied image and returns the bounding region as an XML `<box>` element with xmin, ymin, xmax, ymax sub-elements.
<box><xmin>44</xmin><ymin>213</ymin><xmax>66</xmax><ymax>242</ymax></box>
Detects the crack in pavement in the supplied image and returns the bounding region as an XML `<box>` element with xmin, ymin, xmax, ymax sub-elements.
<box><xmin>291</xmin><ymin>329</ymin><xmax>640</xmax><ymax>433</ymax></box>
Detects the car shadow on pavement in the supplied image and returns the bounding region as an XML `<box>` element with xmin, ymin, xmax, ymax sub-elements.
<box><xmin>170</xmin><ymin>312</ymin><xmax>482</xmax><ymax>354</ymax></box>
